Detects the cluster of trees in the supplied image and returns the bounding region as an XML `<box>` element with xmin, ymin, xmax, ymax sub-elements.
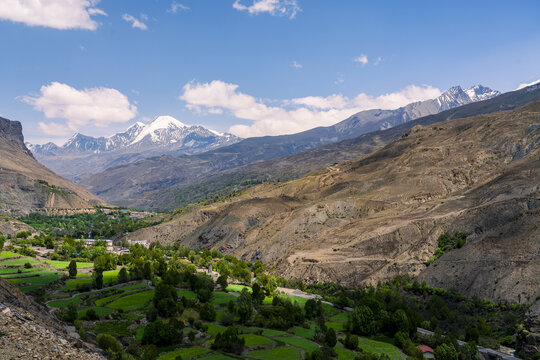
<box><xmin>19</xmin><ymin>211</ymin><xmax>162</xmax><ymax>239</ymax></box>
<box><xmin>426</xmin><ymin>232</ymin><xmax>467</xmax><ymax>265</ymax></box>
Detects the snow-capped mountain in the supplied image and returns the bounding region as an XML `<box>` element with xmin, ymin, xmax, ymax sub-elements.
<box><xmin>436</xmin><ymin>85</ymin><xmax>500</xmax><ymax>110</ymax></box>
<box><xmin>29</xmin><ymin>116</ymin><xmax>241</xmax><ymax>156</ymax></box>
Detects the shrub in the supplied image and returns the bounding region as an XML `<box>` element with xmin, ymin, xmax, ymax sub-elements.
<box><xmin>199</xmin><ymin>302</ymin><xmax>217</xmax><ymax>321</ymax></box>
<box><xmin>211</xmin><ymin>327</ymin><xmax>245</xmax><ymax>354</ymax></box>
<box><xmin>342</xmin><ymin>333</ymin><xmax>359</xmax><ymax>350</ymax></box>
<box><xmin>68</xmin><ymin>260</ymin><xmax>77</xmax><ymax>278</ymax></box>
<box><xmin>24</xmin><ymin>262</ymin><xmax>32</xmax><ymax>269</ymax></box>
<box><xmin>347</xmin><ymin>306</ymin><xmax>378</xmax><ymax>335</ymax></box>
<box><xmin>142</xmin><ymin>320</ymin><xmax>182</xmax><ymax>347</ymax></box>
<box><xmin>434</xmin><ymin>343</ymin><xmax>459</xmax><ymax>360</ymax></box>
<box><xmin>97</xmin><ymin>333</ymin><xmax>123</xmax><ymax>355</ymax></box>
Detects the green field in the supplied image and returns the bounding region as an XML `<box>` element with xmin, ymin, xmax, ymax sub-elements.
<box><xmin>243</xmin><ymin>327</ymin><xmax>287</xmax><ymax>337</ymax></box>
<box><xmin>0</xmin><ymin>251</ymin><xmax>19</xmax><ymax>258</ymax></box>
<box><xmin>225</xmin><ymin>284</ymin><xmax>251</xmax><ymax>292</ymax></box>
<box><xmin>240</xmin><ymin>334</ymin><xmax>273</xmax><ymax>346</ymax></box>
<box><xmin>249</xmin><ymin>346</ymin><xmax>302</xmax><ymax>360</ymax></box>
<box><xmin>6</xmin><ymin>273</ymin><xmax>60</xmax><ymax>291</ymax></box>
<box><xmin>62</xmin><ymin>270</ymin><xmax>120</xmax><ymax>290</ymax></box>
<box><xmin>199</xmin><ymin>355</ymin><xmax>237</xmax><ymax>360</ymax></box>
<box><xmin>0</xmin><ymin>270</ymin><xmax>57</xmax><ymax>278</ymax></box>
<box><xmin>107</xmin><ymin>290</ymin><xmax>154</xmax><ymax>310</ymax></box>
<box><xmin>290</xmin><ymin>326</ymin><xmax>315</xmax><ymax>339</ymax></box>
<box><xmin>277</xmin><ymin>336</ymin><xmax>319</xmax><ymax>352</ymax></box>
<box><xmin>211</xmin><ymin>291</ymin><xmax>239</xmax><ymax>305</ymax></box>
<box><xmin>0</xmin><ymin>268</ymin><xmax>36</xmax><ymax>274</ymax></box>
<box><xmin>90</xmin><ymin>321</ymin><xmax>132</xmax><ymax>337</ymax></box>
<box><xmin>177</xmin><ymin>289</ymin><xmax>197</xmax><ymax>300</ymax></box>
<box><xmin>78</xmin><ymin>306</ymin><xmax>115</xmax><ymax>318</ymax></box>
<box><xmin>1</xmin><ymin>257</ymin><xmax>41</xmax><ymax>265</ymax></box>
<box><xmin>158</xmin><ymin>347</ymin><xmax>211</xmax><ymax>360</ymax></box>
<box><xmin>49</xmin><ymin>293</ymin><xmax>88</xmax><ymax>308</ymax></box>
<box><xmin>334</xmin><ymin>342</ymin><xmax>357</xmax><ymax>360</ymax></box>
<box><xmin>357</xmin><ymin>338</ymin><xmax>406</xmax><ymax>360</ymax></box>
<box><xmin>205</xmin><ymin>324</ymin><xmax>227</xmax><ymax>335</ymax></box>
<box><xmin>45</xmin><ymin>260</ymin><xmax>93</xmax><ymax>269</ymax></box>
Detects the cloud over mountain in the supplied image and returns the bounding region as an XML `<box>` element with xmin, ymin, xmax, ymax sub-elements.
<box><xmin>23</xmin><ymin>82</ymin><xmax>138</xmax><ymax>135</ymax></box>
<box><xmin>180</xmin><ymin>80</ymin><xmax>441</xmax><ymax>137</ymax></box>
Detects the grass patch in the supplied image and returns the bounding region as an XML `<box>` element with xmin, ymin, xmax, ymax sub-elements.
<box><xmin>329</xmin><ymin>312</ymin><xmax>348</xmax><ymax>323</ymax></box>
<box><xmin>107</xmin><ymin>290</ymin><xmax>154</xmax><ymax>310</ymax></box>
<box><xmin>211</xmin><ymin>291</ymin><xmax>239</xmax><ymax>306</ymax></box>
<box><xmin>78</xmin><ymin>306</ymin><xmax>115</xmax><ymax>318</ymax></box>
<box><xmin>45</xmin><ymin>260</ymin><xmax>93</xmax><ymax>269</ymax></box>
<box><xmin>249</xmin><ymin>346</ymin><xmax>302</xmax><ymax>360</ymax></box>
<box><xmin>240</xmin><ymin>334</ymin><xmax>273</xmax><ymax>346</ymax></box>
<box><xmin>177</xmin><ymin>289</ymin><xmax>197</xmax><ymax>301</ymax></box>
<box><xmin>49</xmin><ymin>293</ymin><xmax>88</xmax><ymax>308</ymax></box>
<box><xmin>199</xmin><ymin>355</ymin><xmax>238</xmax><ymax>360</ymax></box>
<box><xmin>226</xmin><ymin>284</ymin><xmax>251</xmax><ymax>292</ymax></box>
<box><xmin>325</xmin><ymin>322</ymin><xmax>344</xmax><ymax>331</ymax></box>
<box><xmin>90</xmin><ymin>321</ymin><xmax>132</xmax><ymax>337</ymax></box>
<box><xmin>335</xmin><ymin>342</ymin><xmax>356</xmax><ymax>360</ymax></box>
<box><xmin>62</xmin><ymin>270</ymin><xmax>120</xmax><ymax>290</ymax></box>
<box><xmin>277</xmin><ymin>336</ymin><xmax>318</xmax><ymax>352</ymax></box>
<box><xmin>0</xmin><ymin>251</ymin><xmax>19</xmax><ymax>258</ymax></box>
<box><xmin>243</xmin><ymin>327</ymin><xmax>287</xmax><ymax>337</ymax></box>
<box><xmin>158</xmin><ymin>347</ymin><xmax>210</xmax><ymax>360</ymax></box>
<box><xmin>290</xmin><ymin>326</ymin><xmax>315</xmax><ymax>339</ymax></box>
<box><xmin>1</xmin><ymin>257</ymin><xmax>41</xmax><ymax>266</ymax></box>
<box><xmin>205</xmin><ymin>324</ymin><xmax>227</xmax><ymax>335</ymax></box>
<box><xmin>357</xmin><ymin>338</ymin><xmax>406</xmax><ymax>360</ymax></box>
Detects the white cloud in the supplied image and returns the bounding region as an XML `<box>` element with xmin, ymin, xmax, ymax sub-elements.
<box><xmin>169</xmin><ymin>2</ymin><xmax>189</xmax><ymax>13</ymax></box>
<box><xmin>122</xmin><ymin>13</ymin><xmax>147</xmax><ymax>30</ymax></box>
<box><xmin>179</xmin><ymin>80</ymin><xmax>441</xmax><ymax>138</ymax></box>
<box><xmin>292</xmin><ymin>61</ymin><xmax>302</xmax><ymax>69</ymax></box>
<box><xmin>515</xmin><ymin>78</ymin><xmax>540</xmax><ymax>90</ymax></box>
<box><xmin>23</xmin><ymin>82</ymin><xmax>138</xmax><ymax>134</ymax></box>
<box><xmin>354</xmin><ymin>55</ymin><xmax>368</xmax><ymax>65</ymax></box>
<box><xmin>0</xmin><ymin>0</ymin><xmax>106</xmax><ymax>30</ymax></box>
<box><xmin>233</xmin><ymin>0</ymin><xmax>300</xmax><ymax>19</ymax></box>
<box><xmin>374</xmin><ymin>57</ymin><xmax>382</xmax><ymax>65</ymax></box>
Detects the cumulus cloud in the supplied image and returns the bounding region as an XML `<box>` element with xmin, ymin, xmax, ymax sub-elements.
<box><xmin>233</xmin><ymin>0</ymin><xmax>300</xmax><ymax>19</ymax></box>
<box><xmin>354</xmin><ymin>55</ymin><xmax>368</xmax><ymax>65</ymax></box>
<box><xmin>179</xmin><ymin>80</ymin><xmax>441</xmax><ymax>138</ymax></box>
<box><xmin>292</xmin><ymin>61</ymin><xmax>302</xmax><ymax>69</ymax></box>
<box><xmin>0</xmin><ymin>0</ymin><xmax>106</xmax><ymax>30</ymax></box>
<box><xmin>23</xmin><ymin>82</ymin><xmax>138</xmax><ymax>134</ymax></box>
<box><xmin>122</xmin><ymin>13</ymin><xmax>147</xmax><ymax>30</ymax></box>
<box><xmin>169</xmin><ymin>2</ymin><xmax>189</xmax><ymax>13</ymax></box>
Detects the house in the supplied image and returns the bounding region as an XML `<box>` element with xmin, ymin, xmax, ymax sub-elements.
<box><xmin>418</xmin><ymin>345</ymin><xmax>435</xmax><ymax>359</ymax></box>
<box><xmin>128</xmin><ymin>240</ymin><xmax>150</xmax><ymax>248</ymax></box>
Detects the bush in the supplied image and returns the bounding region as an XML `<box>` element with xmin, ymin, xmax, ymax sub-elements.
<box><xmin>211</xmin><ymin>326</ymin><xmax>245</xmax><ymax>354</ymax></box>
<box><xmin>142</xmin><ymin>320</ymin><xmax>182</xmax><ymax>347</ymax></box>
<box><xmin>199</xmin><ymin>302</ymin><xmax>217</xmax><ymax>321</ymax></box>
<box><xmin>83</xmin><ymin>308</ymin><xmax>99</xmax><ymax>321</ymax></box>
<box><xmin>347</xmin><ymin>306</ymin><xmax>378</xmax><ymax>335</ymax></box>
<box><xmin>97</xmin><ymin>333</ymin><xmax>123</xmax><ymax>355</ymax></box>
<box><xmin>434</xmin><ymin>343</ymin><xmax>459</xmax><ymax>360</ymax></box>
<box><xmin>68</xmin><ymin>260</ymin><xmax>77</xmax><ymax>278</ymax></box>
<box><xmin>24</xmin><ymin>262</ymin><xmax>32</xmax><ymax>269</ymax></box>
<box><xmin>342</xmin><ymin>333</ymin><xmax>359</xmax><ymax>350</ymax></box>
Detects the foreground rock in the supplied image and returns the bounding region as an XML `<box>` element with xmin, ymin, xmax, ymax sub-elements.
<box><xmin>0</xmin><ymin>279</ymin><xmax>104</xmax><ymax>360</ymax></box>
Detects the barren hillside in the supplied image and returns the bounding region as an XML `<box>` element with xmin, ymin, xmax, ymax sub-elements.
<box><xmin>124</xmin><ymin>100</ymin><xmax>540</xmax><ymax>305</ymax></box>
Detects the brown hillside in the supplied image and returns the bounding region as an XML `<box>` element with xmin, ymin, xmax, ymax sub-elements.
<box><xmin>124</xmin><ymin>101</ymin><xmax>540</xmax><ymax>305</ymax></box>
<box><xmin>0</xmin><ymin>116</ymin><xmax>105</xmax><ymax>215</ymax></box>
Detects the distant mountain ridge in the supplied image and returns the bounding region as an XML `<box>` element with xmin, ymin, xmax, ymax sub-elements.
<box><xmin>80</xmin><ymin>84</ymin><xmax>501</xmax><ymax>205</ymax></box>
<box><xmin>28</xmin><ymin>116</ymin><xmax>240</xmax><ymax>156</ymax></box>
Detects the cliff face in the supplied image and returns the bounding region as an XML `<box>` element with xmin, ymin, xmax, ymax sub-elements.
<box><xmin>0</xmin><ymin>116</ymin><xmax>106</xmax><ymax>216</ymax></box>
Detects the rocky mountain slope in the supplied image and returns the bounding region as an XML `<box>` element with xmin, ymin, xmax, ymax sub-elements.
<box><xmin>28</xmin><ymin>116</ymin><xmax>241</xmax><ymax>182</ymax></box>
<box><xmin>97</xmin><ymin>85</ymin><xmax>539</xmax><ymax>211</ymax></box>
<box><xmin>123</xmin><ymin>99</ymin><xmax>539</xmax><ymax>307</ymax></box>
<box><xmin>0</xmin><ymin>116</ymin><xmax>105</xmax><ymax>216</ymax></box>
<box><xmin>82</xmin><ymin>85</ymin><xmax>499</xmax><ymax>207</ymax></box>
<box><xmin>0</xmin><ymin>278</ymin><xmax>104</xmax><ymax>359</ymax></box>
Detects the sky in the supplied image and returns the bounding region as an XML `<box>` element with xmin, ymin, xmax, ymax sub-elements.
<box><xmin>0</xmin><ymin>0</ymin><xmax>539</xmax><ymax>145</ymax></box>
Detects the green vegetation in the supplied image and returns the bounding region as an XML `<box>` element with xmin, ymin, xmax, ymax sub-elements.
<box><xmin>107</xmin><ymin>290</ymin><xmax>154</xmax><ymax>310</ymax></box>
<box><xmin>356</xmin><ymin>338</ymin><xmax>405</xmax><ymax>360</ymax></box>
<box><xmin>46</xmin><ymin>260</ymin><xmax>94</xmax><ymax>269</ymax></box>
<box><xmin>0</xmin><ymin>251</ymin><xmax>19</xmax><ymax>258</ymax></box>
<box><xmin>426</xmin><ymin>232</ymin><xmax>467</xmax><ymax>264</ymax></box>
<box><xmin>250</xmin><ymin>346</ymin><xmax>302</xmax><ymax>360</ymax></box>
<box><xmin>18</xmin><ymin>211</ymin><xmax>162</xmax><ymax>238</ymax></box>
<box><xmin>159</xmin><ymin>347</ymin><xmax>210</xmax><ymax>360</ymax></box>
<box><xmin>278</xmin><ymin>336</ymin><xmax>319</xmax><ymax>352</ymax></box>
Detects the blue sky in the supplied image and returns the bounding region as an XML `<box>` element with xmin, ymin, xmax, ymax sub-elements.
<box><xmin>0</xmin><ymin>0</ymin><xmax>539</xmax><ymax>144</ymax></box>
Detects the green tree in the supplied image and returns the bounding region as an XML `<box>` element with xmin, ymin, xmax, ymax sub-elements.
<box><xmin>217</xmin><ymin>274</ymin><xmax>228</xmax><ymax>289</ymax></box>
<box><xmin>434</xmin><ymin>343</ymin><xmax>459</xmax><ymax>360</ymax></box>
<box><xmin>94</xmin><ymin>270</ymin><xmax>104</xmax><ymax>289</ymax></box>
<box><xmin>325</xmin><ymin>328</ymin><xmax>337</xmax><ymax>347</ymax></box>
<box><xmin>118</xmin><ymin>267</ymin><xmax>129</xmax><ymax>283</ymax></box>
<box><xmin>68</xmin><ymin>260</ymin><xmax>77</xmax><ymax>278</ymax></box>
<box><xmin>391</xmin><ymin>309</ymin><xmax>410</xmax><ymax>335</ymax></box>
<box><xmin>143</xmin><ymin>261</ymin><xmax>152</xmax><ymax>279</ymax></box>
<box><xmin>347</xmin><ymin>306</ymin><xmax>378</xmax><ymax>336</ymax></box>
<box><xmin>459</xmin><ymin>342</ymin><xmax>478</xmax><ymax>360</ymax></box>
<box><xmin>211</xmin><ymin>327</ymin><xmax>245</xmax><ymax>354</ymax></box>
<box><xmin>237</xmin><ymin>288</ymin><xmax>253</xmax><ymax>323</ymax></box>
<box><xmin>200</xmin><ymin>302</ymin><xmax>217</xmax><ymax>321</ymax></box>
<box><xmin>305</xmin><ymin>299</ymin><xmax>324</xmax><ymax>319</ymax></box>
<box><xmin>343</xmin><ymin>333</ymin><xmax>359</xmax><ymax>350</ymax></box>
<box><xmin>0</xmin><ymin>237</ymin><xmax>4</xmax><ymax>251</ymax></box>
<box><xmin>251</xmin><ymin>283</ymin><xmax>265</xmax><ymax>305</ymax></box>
<box><xmin>97</xmin><ymin>333</ymin><xmax>123</xmax><ymax>355</ymax></box>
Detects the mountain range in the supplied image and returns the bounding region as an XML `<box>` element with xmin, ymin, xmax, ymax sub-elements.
<box><xmin>123</xmin><ymin>94</ymin><xmax>540</xmax><ymax>308</ymax></box>
<box><xmin>27</xmin><ymin>116</ymin><xmax>241</xmax><ymax>182</ymax></box>
<box><xmin>79</xmin><ymin>85</ymin><xmax>501</xmax><ymax>207</ymax></box>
